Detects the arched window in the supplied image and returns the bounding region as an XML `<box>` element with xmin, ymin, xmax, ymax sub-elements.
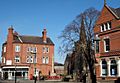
<box><xmin>110</xmin><ymin>60</ymin><xmax>117</xmax><ymax>76</ymax></box>
<box><xmin>102</xmin><ymin>60</ymin><xmax>107</xmax><ymax>75</ymax></box>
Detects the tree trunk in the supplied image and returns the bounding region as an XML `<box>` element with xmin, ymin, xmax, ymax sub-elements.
<box><xmin>83</xmin><ymin>74</ymin><xmax>86</xmax><ymax>83</ymax></box>
<box><xmin>89</xmin><ymin>64</ymin><xmax>97</xmax><ymax>83</ymax></box>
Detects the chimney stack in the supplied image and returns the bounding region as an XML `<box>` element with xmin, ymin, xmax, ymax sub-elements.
<box><xmin>8</xmin><ymin>26</ymin><xmax>14</xmax><ymax>41</ymax></box>
<box><xmin>42</xmin><ymin>29</ymin><xmax>47</xmax><ymax>43</ymax></box>
<box><xmin>8</xmin><ymin>26</ymin><xmax>14</xmax><ymax>35</ymax></box>
<box><xmin>6</xmin><ymin>26</ymin><xmax>14</xmax><ymax>60</ymax></box>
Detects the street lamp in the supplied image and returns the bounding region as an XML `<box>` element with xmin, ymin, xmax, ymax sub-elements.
<box><xmin>31</xmin><ymin>51</ymin><xmax>37</xmax><ymax>83</ymax></box>
<box><xmin>14</xmin><ymin>59</ymin><xmax>17</xmax><ymax>83</ymax></box>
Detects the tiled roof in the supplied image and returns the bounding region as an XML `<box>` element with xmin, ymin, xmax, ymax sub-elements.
<box><xmin>13</xmin><ymin>35</ymin><xmax>54</xmax><ymax>45</ymax></box>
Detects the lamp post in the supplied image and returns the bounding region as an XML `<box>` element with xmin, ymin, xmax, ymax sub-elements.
<box><xmin>15</xmin><ymin>65</ymin><xmax>16</xmax><ymax>83</ymax></box>
<box><xmin>14</xmin><ymin>59</ymin><xmax>17</xmax><ymax>83</ymax></box>
<box><xmin>34</xmin><ymin>53</ymin><xmax>37</xmax><ymax>83</ymax></box>
<box><xmin>31</xmin><ymin>51</ymin><xmax>37</xmax><ymax>83</ymax></box>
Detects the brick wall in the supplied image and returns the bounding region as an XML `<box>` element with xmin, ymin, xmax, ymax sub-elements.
<box><xmin>94</xmin><ymin>5</ymin><xmax>120</xmax><ymax>80</ymax></box>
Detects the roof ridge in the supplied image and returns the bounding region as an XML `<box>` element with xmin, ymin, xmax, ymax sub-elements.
<box><xmin>20</xmin><ymin>35</ymin><xmax>50</xmax><ymax>39</ymax></box>
<box><xmin>20</xmin><ymin>35</ymin><xmax>42</xmax><ymax>38</ymax></box>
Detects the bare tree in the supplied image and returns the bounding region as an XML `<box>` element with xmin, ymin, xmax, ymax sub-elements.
<box><xmin>59</xmin><ymin>7</ymin><xmax>100</xmax><ymax>83</ymax></box>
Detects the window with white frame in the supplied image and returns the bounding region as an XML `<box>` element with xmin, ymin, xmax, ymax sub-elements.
<box><xmin>102</xmin><ymin>60</ymin><xmax>107</xmax><ymax>76</ymax></box>
<box><xmin>15</xmin><ymin>56</ymin><xmax>20</xmax><ymax>63</ymax></box>
<box><xmin>27</xmin><ymin>47</ymin><xmax>37</xmax><ymax>53</ymax></box>
<box><xmin>110</xmin><ymin>60</ymin><xmax>117</xmax><ymax>76</ymax></box>
<box><xmin>15</xmin><ymin>45</ymin><xmax>20</xmax><ymax>52</ymax></box>
<box><xmin>42</xmin><ymin>57</ymin><xmax>45</xmax><ymax>64</ymax></box>
<box><xmin>108</xmin><ymin>22</ymin><xmax>111</xmax><ymax>30</ymax></box>
<box><xmin>100</xmin><ymin>24</ymin><xmax>104</xmax><ymax>32</ymax></box>
<box><xmin>43</xmin><ymin>47</ymin><xmax>49</xmax><ymax>53</ymax></box>
<box><xmin>27</xmin><ymin>47</ymin><xmax>31</xmax><ymax>52</ymax></box>
<box><xmin>104</xmin><ymin>39</ymin><xmax>110</xmax><ymax>52</ymax></box>
<box><xmin>3</xmin><ymin>46</ymin><xmax>6</xmax><ymax>52</ymax></box>
<box><xmin>26</xmin><ymin>55</ymin><xmax>33</xmax><ymax>63</ymax></box>
<box><xmin>33</xmin><ymin>54</ymin><xmax>37</xmax><ymax>63</ymax></box>
<box><xmin>33</xmin><ymin>47</ymin><xmax>37</xmax><ymax>53</ymax></box>
<box><xmin>42</xmin><ymin>56</ymin><xmax>49</xmax><ymax>64</ymax></box>
<box><xmin>100</xmin><ymin>22</ymin><xmax>111</xmax><ymax>32</ymax></box>
<box><xmin>46</xmin><ymin>57</ymin><xmax>49</xmax><ymax>64</ymax></box>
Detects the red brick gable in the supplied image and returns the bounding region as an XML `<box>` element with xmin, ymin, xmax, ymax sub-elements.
<box><xmin>96</xmin><ymin>5</ymin><xmax>117</xmax><ymax>25</ymax></box>
<box><xmin>94</xmin><ymin>5</ymin><xmax>120</xmax><ymax>34</ymax></box>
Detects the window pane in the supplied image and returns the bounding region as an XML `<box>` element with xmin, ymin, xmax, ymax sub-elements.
<box><xmin>102</xmin><ymin>69</ymin><xmax>107</xmax><ymax>75</ymax></box>
<box><xmin>15</xmin><ymin>46</ymin><xmax>20</xmax><ymax>52</ymax></box>
<box><xmin>111</xmin><ymin>65</ymin><xmax>117</xmax><ymax>75</ymax></box>
<box><xmin>105</xmin><ymin>39</ymin><xmax>110</xmax><ymax>52</ymax></box>
<box><xmin>102</xmin><ymin>24</ymin><xmax>104</xmax><ymax>31</ymax></box>
<box><xmin>102</xmin><ymin>60</ymin><xmax>107</xmax><ymax>75</ymax></box>
<box><xmin>27</xmin><ymin>47</ymin><xmax>31</xmax><ymax>52</ymax></box>
<box><xmin>105</xmin><ymin>23</ymin><xmax>108</xmax><ymax>30</ymax></box>
<box><xmin>96</xmin><ymin>41</ymin><xmax>99</xmax><ymax>53</ymax></box>
<box><xmin>15</xmin><ymin>56</ymin><xmax>20</xmax><ymax>63</ymax></box>
<box><xmin>46</xmin><ymin>47</ymin><xmax>49</xmax><ymax>53</ymax></box>
<box><xmin>46</xmin><ymin>57</ymin><xmax>49</xmax><ymax>64</ymax></box>
<box><xmin>109</xmin><ymin>22</ymin><xmax>111</xmax><ymax>29</ymax></box>
<box><xmin>100</xmin><ymin>26</ymin><xmax>103</xmax><ymax>32</ymax></box>
<box><xmin>33</xmin><ymin>47</ymin><xmax>37</xmax><ymax>53</ymax></box>
<box><xmin>104</xmin><ymin>24</ymin><xmax>106</xmax><ymax>31</ymax></box>
<box><xmin>43</xmin><ymin>47</ymin><xmax>45</xmax><ymax>53</ymax></box>
<box><xmin>26</xmin><ymin>56</ymin><xmax>30</xmax><ymax>63</ymax></box>
<box><xmin>30</xmin><ymin>47</ymin><xmax>33</xmax><ymax>52</ymax></box>
<box><xmin>42</xmin><ymin>57</ymin><xmax>45</xmax><ymax>64</ymax></box>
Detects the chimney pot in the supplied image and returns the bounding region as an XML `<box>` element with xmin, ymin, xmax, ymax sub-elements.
<box><xmin>8</xmin><ymin>26</ymin><xmax>14</xmax><ymax>35</ymax></box>
<box><xmin>42</xmin><ymin>29</ymin><xmax>47</xmax><ymax>43</ymax></box>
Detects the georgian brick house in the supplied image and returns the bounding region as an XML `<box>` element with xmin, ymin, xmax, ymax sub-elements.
<box><xmin>94</xmin><ymin>4</ymin><xmax>120</xmax><ymax>80</ymax></box>
<box><xmin>1</xmin><ymin>27</ymin><xmax>54</xmax><ymax>80</ymax></box>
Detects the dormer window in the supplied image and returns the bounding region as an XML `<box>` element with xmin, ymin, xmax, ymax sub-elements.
<box><xmin>100</xmin><ymin>22</ymin><xmax>111</xmax><ymax>32</ymax></box>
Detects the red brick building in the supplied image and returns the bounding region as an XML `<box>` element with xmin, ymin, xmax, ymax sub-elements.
<box><xmin>94</xmin><ymin>4</ymin><xmax>120</xmax><ymax>80</ymax></box>
<box><xmin>1</xmin><ymin>27</ymin><xmax>54</xmax><ymax>80</ymax></box>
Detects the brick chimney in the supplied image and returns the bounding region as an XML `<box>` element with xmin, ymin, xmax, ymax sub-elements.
<box><xmin>6</xmin><ymin>26</ymin><xmax>14</xmax><ymax>60</ymax></box>
<box><xmin>42</xmin><ymin>29</ymin><xmax>47</xmax><ymax>43</ymax></box>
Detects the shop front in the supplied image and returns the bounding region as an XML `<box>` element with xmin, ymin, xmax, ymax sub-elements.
<box><xmin>2</xmin><ymin>66</ymin><xmax>29</xmax><ymax>80</ymax></box>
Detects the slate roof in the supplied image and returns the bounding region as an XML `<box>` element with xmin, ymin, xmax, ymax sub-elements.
<box><xmin>13</xmin><ymin>35</ymin><xmax>54</xmax><ymax>45</ymax></box>
<box><xmin>54</xmin><ymin>62</ymin><xmax>64</xmax><ymax>66</ymax></box>
<box><xmin>109</xmin><ymin>6</ymin><xmax>120</xmax><ymax>18</ymax></box>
